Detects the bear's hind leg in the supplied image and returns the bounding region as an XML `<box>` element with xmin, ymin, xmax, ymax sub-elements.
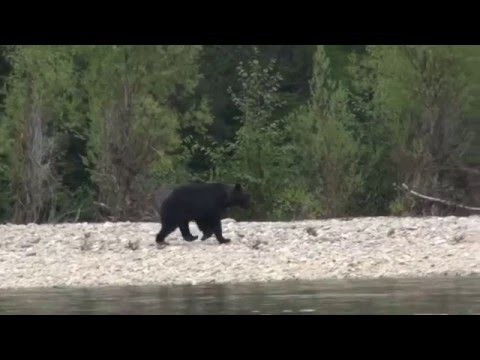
<box><xmin>156</xmin><ymin>223</ymin><xmax>177</xmax><ymax>247</ymax></box>
<box><xmin>179</xmin><ymin>221</ymin><xmax>198</xmax><ymax>242</ymax></box>
<box><xmin>201</xmin><ymin>230</ymin><xmax>213</xmax><ymax>241</ymax></box>
<box><xmin>196</xmin><ymin>219</ymin><xmax>213</xmax><ymax>241</ymax></box>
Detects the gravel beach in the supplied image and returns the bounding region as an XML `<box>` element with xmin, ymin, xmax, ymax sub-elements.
<box><xmin>0</xmin><ymin>216</ymin><xmax>479</xmax><ymax>289</ymax></box>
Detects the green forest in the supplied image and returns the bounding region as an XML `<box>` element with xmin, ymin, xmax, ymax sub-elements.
<box><xmin>0</xmin><ymin>45</ymin><xmax>479</xmax><ymax>224</ymax></box>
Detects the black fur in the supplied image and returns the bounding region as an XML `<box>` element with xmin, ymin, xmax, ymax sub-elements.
<box><xmin>155</xmin><ymin>183</ymin><xmax>250</xmax><ymax>246</ymax></box>
<box><xmin>153</xmin><ymin>188</ymin><xmax>228</xmax><ymax>240</ymax></box>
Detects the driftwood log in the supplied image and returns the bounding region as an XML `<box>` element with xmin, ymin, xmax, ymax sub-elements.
<box><xmin>398</xmin><ymin>183</ymin><xmax>480</xmax><ymax>216</ymax></box>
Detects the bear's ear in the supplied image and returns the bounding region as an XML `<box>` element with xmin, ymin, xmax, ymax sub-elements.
<box><xmin>234</xmin><ymin>183</ymin><xmax>242</xmax><ymax>191</ymax></box>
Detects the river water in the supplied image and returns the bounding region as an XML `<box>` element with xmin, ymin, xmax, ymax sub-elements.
<box><xmin>0</xmin><ymin>277</ymin><xmax>479</xmax><ymax>314</ymax></box>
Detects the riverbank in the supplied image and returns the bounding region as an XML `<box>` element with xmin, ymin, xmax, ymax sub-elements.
<box><xmin>0</xmin><ymin>216</ymin><xmax>479</xmax><ymax>289</ymax></box>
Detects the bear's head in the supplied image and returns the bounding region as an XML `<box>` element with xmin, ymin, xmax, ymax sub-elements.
<box><xmin>229</xmin><ymin>183</ymin><xmax>250</xmax><ymax>209</ymax></box>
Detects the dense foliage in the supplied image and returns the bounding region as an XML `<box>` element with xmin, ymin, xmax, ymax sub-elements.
<box><xmin>0</xmin><ymin>45</ymin><xmax>478</xmax><ymax>223</ymax></box>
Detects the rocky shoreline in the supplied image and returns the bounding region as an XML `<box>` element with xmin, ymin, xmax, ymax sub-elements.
<box><xmin>0</xmin><ymin>216</ymin><xmax>479</xmax><ymax>289</ymax></box>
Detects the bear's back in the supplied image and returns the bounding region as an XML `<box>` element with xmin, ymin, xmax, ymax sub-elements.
<box><xmin>161</xmin><ymin>183</ymin><xmax>230</xmax><ymax>217</ymax></box>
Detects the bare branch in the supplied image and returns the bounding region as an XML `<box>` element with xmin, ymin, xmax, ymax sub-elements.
<box><xmin>93</xmin><ymin>201</ymin><xmax>112</xmax><ymax>212</ymax></box>
<box><xmin>399</xmin><ymin>183</ymin><xmax>480</xmax><ymax>212</ymax></box>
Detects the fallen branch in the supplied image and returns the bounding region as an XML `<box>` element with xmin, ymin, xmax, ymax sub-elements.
<box><xmin>399</xmin><ymin>183</ymin><xmax>480</xmax><ymax>212</ymax></box>
<box><xmin>93</xmin><ymin>201</ymin><xmax>112</xmax><ymax>212</ymax></box>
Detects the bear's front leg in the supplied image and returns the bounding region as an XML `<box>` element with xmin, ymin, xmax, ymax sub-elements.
<box><xmin>212</xmin><ymin>218</ymin><xmax>230</xmax><ymax>244</ymax></box>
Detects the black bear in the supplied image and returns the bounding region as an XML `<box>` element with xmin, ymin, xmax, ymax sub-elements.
<box><xmin>153</xmin><ymin>187</ymin><xmax>229</xmax><ymax>240</ymax></box>
<box><xmin>155</xmin><ymin>183</ymin><xmax>250</xmax><ymax>247</ymax></box>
